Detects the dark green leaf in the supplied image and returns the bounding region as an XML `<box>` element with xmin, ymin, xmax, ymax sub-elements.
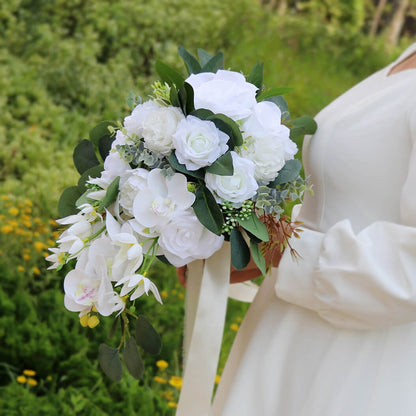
<box><xmin>58</xmin><ymin>186</ymin><xmax>83</xmax><ymax>218</ymax></box>
<box><xmin>168</xmin><ymin>152</ymin><xmax>205</xmax><ymax>179</ymax></box>
<box><xmin>156</xmin><ymin>255</ymin><xmax>173</xmax><ymax>266</ymax></box>
<box><xmin>191</xmin><ymin>108</ymin><xmax>215</xmax><ymax>120</ymax></box>
<box><xmin>197</xmin><ymin>48</ymin><xmax>213</xmax><ymax>66</ymax></box>
<box><xmin>239</xmin><ymin>212</ymin><xmax>269</xmax><ymax>242</ymax></box>
<box><xmin>98</xmin><ymin>344</ymin><xmax>123</xmax><ymax>382</ymax></box>
<box><xmin>193</xmin><ymin>186</ymin><xmax>224</xmax><ymax>235</ymax></box>
<box><xmin>89</xmin><ymin>121</ymin><xmax>116</xmax><ymax>146</ymax></box>
<box><xmin>265</xmin><ymin>96</ymin><xmax>290</xmax><ymax>122</ymax></box>
<box><xmin>257</xmin><ymin>87</ymin><xmax>294</xmax><ymax>101</ymax></box>
<box><xmin>97</xmin><ymin>176</ymin><xmax>120</xmax><ymax>212</ymax></box>
<box><xmin>270</xmin><ymin>159</ymin><xmax>302</xmax><ymax>186</ymax></box>
<box><xmin>170</xmin><ymin>87</ymin><xmax>180</xmax><ymax>108</ymax></box>
<box><xmin>205</xmin><ymin>151</ymin><xmax>233</xmax><ymax>176</ymax></box>
<box><xmin>99</xmin><ymin>135</ymin><xmax>114</xmax><ymax>161</ymax></box>
<box><xmin>124</xmin><ymin>337</ymin><xmax>144</xmax><ymax>380</ymax></box>
<box><xmin>73</xmin><ymin>139</ymin><xmax>100</xmax><ymax>175</ymax></box>
<box><xmin>208</xmin><ymin>114</ymin><xmax>243</xmax><ymax>147</ymax></box>
<box><xmin>155</xmin><ymin>60</ymin><xmax>185</xmax><ymax>88</ymax></box>
<box><xmin>178</xmin><ymin>45</ymin><xmax>202</xmax><ymax>75</ymax></box>
<box><xmin>77</xmin><ymin>164</ymin><xmax>103</xmax><ymax>189</ymax></box>
<box><xmin>230</xmin><ymin>228</ymin><xmax>251</xmax><ymax>270</ymax></box>
<box><xmin>290</xmin><ymin>115</ymin><xmax>317</xmax><ymax>140</ymax></box>
<box><xmin>250</xmin><ymin>239</ymin><xmax>267</xmax><ymax>276</ymax></box>
<box><xmin>201</xmin><ymin>52</ymin><xmax>224</xmax><ymax>73</ymax></box>
<box><xmin>247</xmin><ymin>61</ymin><xmax>264</xmax><ymax>90</ymax></box>
<box><xmin>135</xmin><ymin>315</ymin><xmax>162</xmax><ymax>355</ymax></box>
<box><xmin>178</xmin><ymin>82</ymin><xmax>195</xmax><ymax>115</ymax></box>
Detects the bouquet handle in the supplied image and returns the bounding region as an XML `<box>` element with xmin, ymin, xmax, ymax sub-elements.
<box><xmin>177</xmin><ymin>242</ymin><xmax>231</xmax><ymax>416</ymax></box>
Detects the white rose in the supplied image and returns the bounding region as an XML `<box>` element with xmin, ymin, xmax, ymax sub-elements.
<box><xmin>205</xmin><ymin>151</ymin><xmax>258</xmax><ymax>207</ymax></box>
<box><xmin>119</xmin><ymin>168</ymin><xmax>149</xmax><ymax>216</ymax></box>
<box><xmin>158</xmin><ymin>210</ymin><xmax>224</xmax><ymax>267</ymax></box>
<box><xmin>132</xmin><ymin>169</ymin><xmax>195</xmax><ymax>228</ymax></box>
<box><xmin>124</xmin><ymin>100</ymin><xmax>160</xmax><ymax>138</ymax></box>
<box><xmin>186</xmin><ymin>70</ymin><xmax>258</xmax><ymax>121</ymax></box>
<box><xmin>172</xmin><ymin>115</ymin><xmax>229</xmax><ymax>170</ymax></box>
<box><xmin>142</xmin><ymin>106</ymin><xmax>184</xmax><ymax>155</ymax></box>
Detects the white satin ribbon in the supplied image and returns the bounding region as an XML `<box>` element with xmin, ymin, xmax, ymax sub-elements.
<box><xmin>177</xmin><ymin>242</ymin><xmax>231</xmax><ymax>416</ymax></box>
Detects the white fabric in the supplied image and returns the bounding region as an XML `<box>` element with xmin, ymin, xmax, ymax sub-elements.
<box><xmin>213</xmin><ymin>43</ymin><xmax>416</xmax><ymax>415</ymax></box>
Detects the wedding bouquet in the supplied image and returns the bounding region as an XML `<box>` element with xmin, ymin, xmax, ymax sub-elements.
<box><xmin>47</xmin><ymin>46</ymin><xmax>316</xmax><ymax>381</ymax></box>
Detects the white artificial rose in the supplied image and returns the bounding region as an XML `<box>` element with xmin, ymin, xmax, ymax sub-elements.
<box><xmin>142</xmin><ymin>106</ymin><xmax>184</xmax><ymax>155</ymax></box>
<box><xmin>124</xmin><ymin>100</ymin><xmax>160</xmax><ymax>138</ymax></box>
<box><xmin>205</xmin><ymin>151</ymin><xmax>258</xmax><ymax>207</ymax></box>
<box><xmin>158</xmin><ymin>210</ymin><xmax>224</xmax><ymax>267</ymax></box>
<box><xmin>186</xmin><ymin>70</ymin><xmax>258</xmax><ymax>121</ymax></box>
<box><xmin>132</xmin><ymin>169</ymin><xmax>195</xmax><ymax>228</ymax></box>
<box><xmin>172</xmin><ymin>115</ymin><xmax>229</xmax><ymax>170</ymax></box>
<box><xmin>119</xmin><ymin>168</ymin><xmax>149</xmax><ymax>216</ymax></box>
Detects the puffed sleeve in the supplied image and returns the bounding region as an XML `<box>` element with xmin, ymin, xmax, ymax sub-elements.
<box><xmin>274</xmin><ymin>107</ymin><xmax>416</xmax><ymax>330</ymax></box>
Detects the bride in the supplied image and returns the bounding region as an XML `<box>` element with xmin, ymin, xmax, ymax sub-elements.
<box><xmin>180</xmin><ymin>42</ymin><xmax>416</xmax><ymax>415</ymax></box>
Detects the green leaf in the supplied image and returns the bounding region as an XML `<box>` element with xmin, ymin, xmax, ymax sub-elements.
<box><xmin>178</xmin><ymin>82</ymin><xmax>195</xmax><ymax>115</ymax></box>
<box><xmin>205</xmin><ymin>151</ymin><xmax>233</xmax><ymax>176</ymax></box>
<box><xmin>201</xmin><ymin>52</ymin><xmax>224</xmax><ymax>73</ymax></box>
<box><xmin>89</xmin><ymin>121</ymin><xmax>116</xmax><ymax>146</ymax></box>
<box><xmin>193</xmin><ymin>186</ymin><xmax>224</xmax><ymax>235</ymax></box>
<box><xmin>250</xmin><ymin>239</ymin><xmax>267</xmax><ymax>276</ymax></box>
<box><xmin>73</xmin><ymin>139</ymin><xmax>100</xmax><ymax>175</ymax></box>
<box><xmin>239</xmin><ymin>212</ymin><xmax>269</xmax><ymax>242</ymax></box>
<box><xmin>126</xmin><ymin>91</ymin><xmax>137</xmax><ymax>110</ymax></box>
<box><xmin>97</xmin><ymin>176</ymin><xmax>120</xmax><ymax>212</ymax></box>
<box><xmin>58</xmin><ymin>186</ymin><xmax>83</xmax><ymax>217</ymax></box>
<box><xmin>191</xmin><ymin>108</ymin><xmax>215</xmax><ymax>120</ymax></box>
<box><xmin>257</xmin><ymin>87</ymin><xmax>294</xmax><ymax>101</ymax></box>
<box><xmin>247</xmin><ymin>61</ymin><xmax>264</xmax><ymax>89</ymax></box>
<box><xmin>271</xmin><ymin>159</ymin><xmax>302</xmax><ymax>186</ymax></box>
<box><xmin>230</xmin><ymin>228</ymin><xmax>251</xmax><ymax>270</ymax></box>
<box><xmin>124</xmin><ymin>337</ymin><xmax>144</xmax><ymax>380</ymax></box>
<box><xmin>208</xmin><ymin>114</ymin><xmax>243</xmax><ymax>147</ymax></box>
<box><xmin>178</xmin><ymin>45</ymin><xmax>202</xmax><ymax>74</ymax></box>
<box><xmin>75</xmin><ymin>190</ymin><xmax>96</xmax><ymax>209</ymax></box>
<box><xmin>168</xmin><ymin>152</ymin><xmax>204</xmax><ymax>179</ymax></box>
<box><xmin>98</xmin><ymin>135</ymin><xmax>114</xmax><ymax>161</ymax></box>
<box><xmin>98</xmin><ymin>344</ymin><xmax>123</xmax><ymax>382</ymax></box>
<box><xmin>197</xmin><ymin>48</ymin><xmax>213</xmax><ymax>66</ymax></box>
<box><xmin>135</xmin><ymin>315</ymin><xmax>162</xmax><ymax>355</ymax></box>
<box><xmin>265</xmin><ymin>96</ymin><xmax>290</xmax><ymax>122</ymax></box>
<box><xmin>77</xmin><ymin>164</ymin><xmax>103</xmax><ymax>190</ymax></box>
<box><xmin>290</xmin><ymin>115</ymin><xmax>317</xmax><ymax>140</ymax></box>
<box><xmin>170</xmin><ymin>87</ymin><xmax>180</xmax><ymax>108</ymax></box>
<box><xmin>155</xmin><ymin>60</ymin><xmax>185</xmax><ymax>88</ymax></box>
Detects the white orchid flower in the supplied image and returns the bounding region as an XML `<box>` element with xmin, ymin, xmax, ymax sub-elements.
<box><xmin>115</xmin><ymin>274</ymin><xmax>162</xmax><ymax>304</ymax></box>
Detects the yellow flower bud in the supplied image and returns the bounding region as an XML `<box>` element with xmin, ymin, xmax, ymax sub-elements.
<box><xmin>27</xmin><ymin>378</ymin><xmax>38</xmax><ymax>387</ymax></box>
<box><xmin>87</xmin><ymin>315</ymin><xmax>100</xmax><ymax>328</ymax></box>
<box><xmin>80</xmin><ymin>315</ymin><xmax>89</xmax><ymax>327</ymax></box>
<box><xmin>23</xmin><ymin>369</ymin><xmax>36</xmax><ymax>377</ymax></box>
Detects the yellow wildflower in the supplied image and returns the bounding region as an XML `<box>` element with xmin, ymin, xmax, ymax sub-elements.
<box><xmin>154</xmin><ymin>376</ymin><xmax>168</xmax><ymax>384</ymax></box>
<box><xmin>33</xmin><ymin>241</ymin><xmax>46</xmax><ymax>252</ymax></box>
<box><xmin>156</xmin><ymin>360</ymin><xmax>169</xmax><ymax>371</ymax></box>
<box><xmin>23</xmin><ymin>253</ymin><xmax>31</xmax><ymax>261</ymax></box>
<box><xmin>169</xmin><ymin>376</ymin><xmax>182</xmax><ymax>390</ymax></box>
<box><xmin>1</xmin><ymin>225</ymin><xmax>13</xmax><ymax>234</ymax></box>
<box><xmin>17</xmin><ymin>266</ymin><xmax>25</xmax><ymax>272</ymax></box>
<box><xmin>8</xmin><ymin>207</ymin><xmax>19</xmax><ymax>216</ymax></box>
<box><xmin>215</xmin><ymin>375</ymin><xmax>221</xmax><ymax>384</ymax></box>
<box><xmin>16</xmin><ymin>375</ymin><xmax>27</xmax><ymax>384</ymax></box>
<box><xmin>32</xmin><ymin>267</ymin><xmax>41</xmax><ymax>275</ymax></box>
<box><xmin>27</xmin><ymin>378</ymin><xmax>38</xmax><ymax>387</ymax></box>
<box><xmin>168</xmin><ymin>402</ymin><xmax>178</xmax><ymax>408</ymax></box>
<box><xmin>162</xmin><ymin>391</ymin><xmax>174</xmax><ymax>401</ymax></box>
<box><xmin>230</xmin><ymin>323</ymin><xmax>239</xmax><ymax>332</ymax></box>
<box><xmin>23</xmin><ymin>369</ymin><xmax>36</xmax><ymax>377</ymax></box>
<box><xmin>161</xmin><ymin>291</ymin><xmax>168</xmax><ymax>299</ymax></box>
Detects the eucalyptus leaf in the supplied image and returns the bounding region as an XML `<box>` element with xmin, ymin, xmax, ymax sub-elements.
<box><xmin>257</xmin><ymin>87</ymin><xmax>294</xmax><ymax>101</ymax></box>
<box><xmin>126</xmin><ymin>91</ymin><xmax>137</xmax><ymax>110</ymax></box>
<box><xmin>168</xmin><ymin>152</ymin><xmax>204</xmax><ymax>179</ymax></box>
<box><xmin>170</xmin><ymin>87</ymin><xmax>180</xmax><ymax>108</ymax></box>
<box><xmin>58</xmin><ymin>186</ymin><xmax>83</xmax><ymax>218</ymax></box>
<box><xmin>155</xmin><ymin>60</ymin><xmax>185</xmax><ymax>88</ymax></box>
<box><xmin>73</xmin><ymin>139</ymin><xmax>100</xmax><ymax>175</ymax></box>
<box><xmin>135</xmin><ymin>315</ymin><xmax>162</xmax><ymax>355</ymax></box>
<box><xmin>98</xmin><ymin>344</ymin><xmax>123</xmax><ymax>382</ymax></box>
<box><xmin>97</xmin><ymin>176</ymin><xmax>120</xmax><ymax>212</ymax></box>
<box><xmin>193</xmin><ymin>186</ymin><xmax>224</xmax><ymax>235</ymax></box>
<box><xmin>205</xmin><ymin>151</ymin><xmax>233</xmax><ymax>176</ymax></box>
<box><xmin>178</xmin><ymin>82</ymin><xmax>195</xmax><ymax>115</ymax></box>
<box><xmin>208</xmin><ymin>114</ymin><xmax>243</xmax><ymax>147</ymax></box>
<box><xmin>178</xmin><ymin>45</ymin><xmax>202</xmax><ymax>74</ymax></box>
<box><xmin>247</xmin><ymin>61</ymin><xmax>264</xmax><ymax>90</ymax></box>
<box><xmin>250</xmin><ymin>239</ymin><xmax>267</xmax><ymax>276</ymax></box>
<box><xmin>201</xmin><ymin>52</ymin><xmax>224</xmax><ymax>73</ymax></box>
<box><xmin>290</xmin><ymin>115</ymin><xmax>317</xmax><ymax>140</ymax></box>
<box><xmin>77</xmin><ymin>164</ymin><xmax>103</xmax><ymax>190</ymax></box>
<box><xmin>75</xmin><ymin>189</ymin><xmax>96</xmax><ymax>209</ymax></box>
<box><xmin>197</xmin><ymin>48</ymin><xmax>213</xmax><ymax>66</ymax></box>
<box><xmin>230</xmin><ymin>228</ymin><xmax>251</xmax><ymax>270</ymax></box>
<box><xmin>124</xmin><ymin>337</ymin><xmax>144</xmax><ymax>380</ymax></box>
<box><xmin>191</xmin><ymin>108</ymin><xmax>215</xmax><ymax>120</ymax></box>
<box><xmin>89</xmin><ymin>121</ymin><xmax>116</xmax><ymax>146</ymax></box>
<box><xmin>239</xmin><ymin>212</ymin><xmax>269</xmax><ymax>242</ymax></box>
<box><xmin>98</xmin><ymin>135</ymin><xmax>114</xmax><ymax>161</ymax></box>
<box><xmin>271</xmin><ymin>159</ymin><xmax>302</xmax><ymax>186</ymax></box>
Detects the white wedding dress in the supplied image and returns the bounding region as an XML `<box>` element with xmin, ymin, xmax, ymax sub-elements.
<box><xmin>213</xmin><ymin>43</ymin><xmax>416</xmax><ymax>416</ymax></box>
